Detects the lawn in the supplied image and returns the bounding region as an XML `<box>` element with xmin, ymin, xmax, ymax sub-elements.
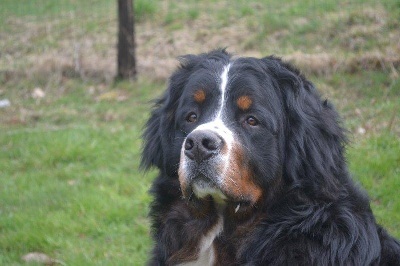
<box><xmin>0</xmin><ymin>0</ymin><xmax>399</xmax><ymax>264</ymax></box>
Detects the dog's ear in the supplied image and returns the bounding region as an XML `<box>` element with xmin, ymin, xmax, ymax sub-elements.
<box><xmin>263</xmin><ymin>56</ymin><xmax>347</xmax><ymax>198</ymax></box>
<box><xmin>140</xmin><ymin>54</ymin><xmax>202</xmax><ymax>172</ymax></box>
<box><xmin>140</xmin><ymin>97</ymin><xmax>164</xmax><ymax>170</ymax></box>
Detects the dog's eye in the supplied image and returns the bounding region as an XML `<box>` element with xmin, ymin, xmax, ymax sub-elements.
<box><xmin>186</xmin><ymin>112</ymin><xmax>198</xmax><ymax>123</ymax></box>
<box><xmin>246</xmin><ymin>116</ymin><xmax>259</xmax><ymax>126</ymax></box>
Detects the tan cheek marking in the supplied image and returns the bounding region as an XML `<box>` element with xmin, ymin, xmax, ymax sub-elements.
<box><xmin>223</xmin><ymin>144</ymin><xmax>262</xmax><ymax>203</ymax></box>
<box><xmin>236</xmin><ymin>95</ymin><xmax>252</xmax><ymax>111</ymax></box>
<box><xmin>194</xmin><ymin>89</ymin><xmax>206</xmax><ymax>103</ymax></box>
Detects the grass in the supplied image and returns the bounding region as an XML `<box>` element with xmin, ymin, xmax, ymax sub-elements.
<box><xmin>348</xmin><ymin>134</ymin><xmax>400</xmax><ymax>234</ymax></box>
<box><xmin>0</xmin><ymin>0</ymin><xmax>399</xmax><ymax>264</ymax></box>
<box><xmin>0</xmin><ymin>79</ymin><xmax>160</xmax><ymax>265</ymax></box>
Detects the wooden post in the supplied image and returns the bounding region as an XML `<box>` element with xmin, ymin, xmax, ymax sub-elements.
<box><xmin>117</xmin><ymin>0</ymin><xmax>137</xmax><ymax>80</ymax></box>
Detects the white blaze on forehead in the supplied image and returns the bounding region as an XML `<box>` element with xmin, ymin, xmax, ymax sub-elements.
<box><xmin>191</xmin><ymin>63</ymin><xmax>233</xmax><ymax>146</ymax></box>
<box><xmin>216</xmin><ymin>64</ymin><xmax>230</xmax><ymax>118</ymax></box>
<box><xmin>179</xmin><ymin>63</ymin><xmax>235</xmax><ymax>199</ymax></box>
<box><xmin>189</xmin><ymin>64</ymin><xmax>234</xmax><ymax>191</ymax></box>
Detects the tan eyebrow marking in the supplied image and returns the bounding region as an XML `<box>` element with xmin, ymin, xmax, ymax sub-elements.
<box><xmin>237</xmin><ymin>95</ymin><xmax>252</xmax><ymax>111</ymax></box>
<box><xmin>193</xmin><ymin>89</ymin><xmax>206</xmax><ymax>103</ymax></box>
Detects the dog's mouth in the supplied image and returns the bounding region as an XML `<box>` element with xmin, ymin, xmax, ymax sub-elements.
<box><xmin>190</xmin><ymin>174</ymin><xmax>227</xmax><ymax>203</ymax></box>
<box><xmin>184</xmin><ymin>174</ymin><xmax>254</xmax><ymax>214</ymax></box>
<box><xmin>178</xmin><ymin>135</ymin><xmax>263</xmax><ymax>215</ymax></box>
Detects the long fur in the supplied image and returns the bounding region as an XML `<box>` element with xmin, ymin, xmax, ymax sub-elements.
<box><xmin>141</xmin><ymin>50</ymin><xmax>400</xmax><ymax>265</ymax></box>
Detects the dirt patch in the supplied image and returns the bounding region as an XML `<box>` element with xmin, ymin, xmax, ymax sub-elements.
<box><xmin>284</xmin><ymin>52</ymin><xmax>340</xmax><ymax>76</ymax></box>
<box><xmin>135</xmin><ymin>16</ymin><xmax>261</xmax><ymax>81</ymax></box>
<box><xmin>284</xmin><ymin>50</ymin><xmax>400</xmax><ymax>76</ymax></box>
<box><xmin>2</xmin><ymin>5</ymin><xmax>399</xmax><ymax>83</ymax></box>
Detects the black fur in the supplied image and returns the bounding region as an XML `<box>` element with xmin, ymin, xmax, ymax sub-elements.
<box><xmin>141</xmin><ymin>50</ymin><xmax>400</xmax><ymax>265</ymax></box>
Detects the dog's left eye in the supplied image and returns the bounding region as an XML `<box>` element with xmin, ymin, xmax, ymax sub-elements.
<box><xmin>186</xmin><ymin>112</ymin><xmax>198</xmax><ymax>123</ymax></box>
<box><xmin>246</xmin><ymin>116</ymin><xmax>259</xmax><ymax>126</ymax></box>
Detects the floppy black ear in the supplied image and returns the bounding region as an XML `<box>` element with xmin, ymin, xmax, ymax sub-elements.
<box><xmin>264</xmin><ymin>56</ymin><xmax>348</xmax><ymax>199</ymax></box>
<box><xmin>140</xmin><ymin>97</ymin><xmax>164</xmax><ymax>170</ymax></box>
<box><xmin>140</xmin><ymin>54</ymin><xmax>204</xmax><ymax>172</ymax></box>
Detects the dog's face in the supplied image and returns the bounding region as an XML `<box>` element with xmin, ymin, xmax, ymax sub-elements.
<box><xmin>142</xmin><ymin>50</ymin><xmax>345</xmax><ymax>211</ymax></box>
<box><xmin>176</xmin><ymin>60</ymin><xmax>285</xmax><ymax>208</ymax></box>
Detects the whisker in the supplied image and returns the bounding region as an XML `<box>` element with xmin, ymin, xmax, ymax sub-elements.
<box><xmin>226</xmin><ymin>175</ymin><xmax>239</xmax><ymax>190</ymax></box>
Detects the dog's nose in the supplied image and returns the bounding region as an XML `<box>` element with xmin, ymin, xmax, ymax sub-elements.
<box><xmin>184</xmin><ymin>130</ymin><xmax>223</xmax><ymax>162</ymax></box>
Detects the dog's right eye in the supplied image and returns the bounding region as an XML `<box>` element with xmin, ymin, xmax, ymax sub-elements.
<box><xmin>245</xmin><ymin>116</ymin><xmax>259</xmax><ymax>127</ymax></box>
<box><xmin>186</xmin><ymin>112</ymin><xmax>197</xmax><ymax>123</ymax></box>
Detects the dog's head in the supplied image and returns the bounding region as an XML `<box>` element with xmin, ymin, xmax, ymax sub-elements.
<box><xmin>142</xmin><ymin>50</ymin><xmax>346</xmax><ymax>211</ymax></box>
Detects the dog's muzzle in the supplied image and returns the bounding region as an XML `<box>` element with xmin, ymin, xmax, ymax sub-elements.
<box><xmin>179</xmin><ymin>128</ymin><xmax>229</xmax><ymax>202</ymax></box>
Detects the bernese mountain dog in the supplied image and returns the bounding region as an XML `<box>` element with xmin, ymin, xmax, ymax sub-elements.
<box><xmin>141</xmin><ymin>50</ymin><xmax>400</xmax><ymax>265</ymax></box>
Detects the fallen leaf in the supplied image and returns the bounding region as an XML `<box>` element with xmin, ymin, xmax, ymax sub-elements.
<box><xmin>21</xmin><ymin>252</ymin><xmax>55</xmax><ymax>265</ymax></box>
<box><xmin>96</xmin><ymin>90</ymin><xmax>129</xmax><ymax>102</ymax></box>
<box><xmin>32</xmin><ymin>88</ymin><xmax>46</xmax><ymax>99</ymax></box>
<box><xmin>0</xmin><ymin>99</ymin><xmax>11</xmax><ymax>108</ymax></box>
<box><xmin>357</xmin><ymin>127</ymin><xmax>366</xmax><ymax>135</ymax></box>
<box><xmin>68</xmin><ymin>180</ymin><xmax>77</xmax><ymax>186</ymax></box>
<box><xmin>21</xmin><ymin>252</ymin><xmax>65</xmax><ymax>265</ymax></box>
<box><xmin>96</xmin><ymin>91</ymin><xmax>119</xmax><ymax>101</ymax></box>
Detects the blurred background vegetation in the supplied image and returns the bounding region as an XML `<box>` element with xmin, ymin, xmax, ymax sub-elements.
<box><xmin>0</xmin><ymin>0</ymin><xmax>399</xmax><ymax>264</ymax></box>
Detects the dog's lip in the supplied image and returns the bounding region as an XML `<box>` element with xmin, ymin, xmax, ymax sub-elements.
<box><xmin>190</xmin><ymin>175</ymin><xmax>226</xmax><ymax>199</ymax></box>
<box><xmin>187</xmin><ymin>175</ymin><xmax>253</xmax><ymax>206</ymax></box>
<box><xmin>191</xmin><ymin>174</ymin><xmax>217</xmax><ymax>186</ymax></box>
<box><xmin>186</xmin><ymin>186</ymin><xmax>253</xmax><ymax>215</ymax></box>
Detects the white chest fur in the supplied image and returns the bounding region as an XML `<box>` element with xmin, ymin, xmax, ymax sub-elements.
<box><xmin>179</xmin><ymin>216</ymin><xmax>224</xmax><ymax>266</ymax></box>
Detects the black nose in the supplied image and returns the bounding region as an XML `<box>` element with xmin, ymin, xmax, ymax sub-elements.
<box><xmin>184</xmin><ymin>130</ymin><xmax>223</xmax><ymax>162</ymax></box>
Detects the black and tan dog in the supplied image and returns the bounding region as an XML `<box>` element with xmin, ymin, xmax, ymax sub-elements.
<box><xmin>141</xmin><ymin>50</ymin><xmax>400</xmax><ymax>265</ymax></box>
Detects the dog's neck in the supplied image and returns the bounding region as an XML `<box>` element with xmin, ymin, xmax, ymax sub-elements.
<box><xmin>178</xmin><ymin>214</ymin><xmax>224</xmax><ymax>266</ymax></box>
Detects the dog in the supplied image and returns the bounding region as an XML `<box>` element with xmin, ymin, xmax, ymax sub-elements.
<box><xmin>141</xmin><ymin>50</ymin><xmax>400</xmax><ymax>265</ymax></box>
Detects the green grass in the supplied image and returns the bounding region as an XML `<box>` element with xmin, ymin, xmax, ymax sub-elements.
<box><xmin>348</xmin><ymin>133</ymin><xmax>400</xmax><ymax>234</ymax></box>
<box><xmin>1</xmin><ymin>127</ymin><xmax>154</xmax><ymax>264</ymax></box>
<box><xmin>0</xmin><ymin>0</ymin><xmax>399</xmax><ymax>264</ymax></box>
<box><xmin>135</xmin><ymin>0</ymin><xmax>157</xmax><ymax>22</ymax></box>
<box><xmin>0</xmin><ymin>79</ymin><xmax>161</xmax><ymax>265</ymax></box>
